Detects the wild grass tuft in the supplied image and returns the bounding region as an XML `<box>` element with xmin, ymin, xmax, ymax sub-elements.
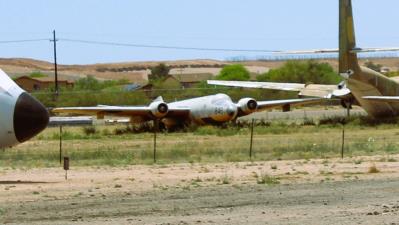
<box><xmin>219</xmin><ymin>174</ymin><xmax>232</xmax><ymax>185</ymax></box>
<box><xmin>368</xmin><ymin>165</ymin><xmax>380</xmax><ymax>173</ymax></box>
<box><xmin>256</xmin><ymin>172</ymin><xmax>280</xmax><ymax>185</ymax></box>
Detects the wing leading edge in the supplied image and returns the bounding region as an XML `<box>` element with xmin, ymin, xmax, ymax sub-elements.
<box><xmin>256</xmin><ymin>98</ymin><xmax>325</xmax><ymax>112</ymax></box>
<box><xmin>52</xmin><ymin>106</ymin><xmax>191</xmax><ymax>121</ymax></box>
<box><xmin>208</xmin><ymin>80</ymin><xmax>305</xmax><ymax>91</ymax></box>
<box><xmin>207</xmin><ymin>80</ymin><xmax>340</xmax><ymax>99</ymax></box>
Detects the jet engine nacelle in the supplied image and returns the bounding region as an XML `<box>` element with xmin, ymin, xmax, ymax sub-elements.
<box><xmin>149</xmin><ymin>102</ymin><xmax>169</xmax><ymax>118</ymax></box>
<box><xmin>237</xmin><ymin>98</ymin><xmax>258</xmax><ymax>115</ymax></box>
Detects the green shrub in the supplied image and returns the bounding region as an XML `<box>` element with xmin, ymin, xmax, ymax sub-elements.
<box><xmin>216</xmin><ymin>64</ymin><xmax>250</xmax><ymax>81</ymax></box>
<box><xmin>257</xmin><ymin>60</ymin><xmax>341</xmax><ymax>84</ymax></box>
<box><xmin>83</xmin><ymin>126</ymin><xmax>97</xmax><ymax>135</ymax></box>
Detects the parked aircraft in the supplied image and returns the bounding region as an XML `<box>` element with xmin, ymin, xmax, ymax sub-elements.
<box><xmin>0</xmin><ymin>69</ymin><xmax>49</xmax><ymax>148</ymax></box>
<box><xmin>208</xmin><ymin>0</ymin><xmax>399</xmax><ymax>118</ymax></box>
<box><xmin>52</xmin><ymin>94</ymin><xmax>321</xmax><ymax>129</ymax></box>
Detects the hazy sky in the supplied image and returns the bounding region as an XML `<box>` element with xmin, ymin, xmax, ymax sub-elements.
<box><xmin>0</xmin><ymin>0</ymin><xmax>398</xmax><ymax>64</ymax></box>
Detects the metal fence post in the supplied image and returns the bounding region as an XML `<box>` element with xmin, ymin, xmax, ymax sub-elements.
<box><xmin>59</xmin><ymin>125</ymin><xmax>63</xmax><ymax>165</ymax></box>
<box><xmin>341</xmin><ymin>124</ymin><xmax>345</xmax><ymax>159</ymax></box>
<box><xmin>249</xmin><ymin>119</ymin><xmax>255</xmax><ymax>160</ymax></box>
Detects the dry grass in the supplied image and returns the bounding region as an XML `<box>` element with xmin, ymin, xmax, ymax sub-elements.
<box><xmin>2</xmin><ymin>123</ymin><xmax>399</xmax><ymax>168</ymax></box>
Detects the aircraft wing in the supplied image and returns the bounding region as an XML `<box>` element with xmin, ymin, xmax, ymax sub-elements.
<box><xmin>362</xmin><ymin>96</ymin><xmax>399</xmax><ymax>103</ymax></box>
<box><xmin>207</xmin><ymin>80</ymin><xmax>344</xmax><ymax>99</ymax></box>
<box><xmin>52</xmin><ymin>106</ymin><xmax>191</xmax><ymax>120</ymax></box>
<box><xmin>256</xmin><ymin>98</ymin><xmax>325</xmax><ymax>112</ymax></box>
<box><xmin>207</xmin><ymin>80</ymin><xmax>305</xmax><ymax>91</ymax></box>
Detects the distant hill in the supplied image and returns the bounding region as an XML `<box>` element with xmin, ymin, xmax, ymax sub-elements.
<box><xmin>0</xmin><ymin>57</ymin><xmax>398</xmax><ymax>84</ymax></box>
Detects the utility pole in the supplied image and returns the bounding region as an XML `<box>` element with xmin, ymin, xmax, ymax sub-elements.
<box><xmin>51</xmin><ymin>30</ymin><xmax>59</xmax><ymax>97</ymax></box>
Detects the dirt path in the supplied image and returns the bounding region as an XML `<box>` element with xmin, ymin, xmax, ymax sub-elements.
<box><xmin>1</xmin><ymin>156</ymin><xmax>399</xmax><ymax>224</ymax></box>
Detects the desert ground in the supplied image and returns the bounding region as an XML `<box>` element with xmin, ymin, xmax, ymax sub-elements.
<box><xmin>1</xmin><ymin>155</ymin><xmax>399</xmax><ymax>225</ymax></box>
<box><xmin>1</xmin><ymin>108</ymin><xmax>399</xmax><ymax>224</ymax></box>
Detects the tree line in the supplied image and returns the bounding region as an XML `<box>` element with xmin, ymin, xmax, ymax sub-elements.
<box><xmin>33</xmin><ymin>60</ymin><xmax>345</xmax><ymax>107</ymax></box>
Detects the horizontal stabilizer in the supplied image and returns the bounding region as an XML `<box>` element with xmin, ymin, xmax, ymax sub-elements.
<box><xmin>363</xmin><ymin>96</ymin><xmax>399</xmax><ymax>103</ymax></box>
<box><xmin>276</xmin><ymin>47</ymin><xmax>399</xmax><ymax>55</ymax></box>
<box><xmin>351</xmin><ymin>47</ymin><xmax>399</xmax><ymax>53</ymax></box>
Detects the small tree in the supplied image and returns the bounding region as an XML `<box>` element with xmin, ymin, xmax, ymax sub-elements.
<box><xmin>74</xmin><ymin>75</ymin><xmax>102</xmax><ymax>90</ymax></box>
<box><xmin>257</xmin><ymin>60</ymin><xmax>341</xmax><ymax>84</ymax></box>
<box><xmin>216</xmin><ymin>64</ymin><xmax>250</xmax><ymax>81</ymax></box>
<box><xmin>149</xmin><ymin>63</ymin><xmax>170</xmax><ymax>81</ymax></box>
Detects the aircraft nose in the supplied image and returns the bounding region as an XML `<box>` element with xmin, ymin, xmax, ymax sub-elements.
<box><xmin>13</xmin><ymin>93</ymin><xmax>49</xmax><ymax>143</ymax></box>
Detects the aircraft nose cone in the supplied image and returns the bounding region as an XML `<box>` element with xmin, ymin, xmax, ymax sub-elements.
<box><xmin>13</xmin><ymin>93</ymin><xmax>49</xmax><ymax>143</ymax></box>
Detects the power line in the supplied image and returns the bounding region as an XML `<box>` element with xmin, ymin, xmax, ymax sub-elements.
<box><xmin>0</xmin><ymin>38</ymin><xmax>49</xmax><ymax>44</ymax></box>
<box><xmin>59</xmin><ymin>38</ymin><xmax>280</xmax><ymax>53</ymax></box>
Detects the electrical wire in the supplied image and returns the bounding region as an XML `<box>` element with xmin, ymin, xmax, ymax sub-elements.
<box><xmin>0</xmin><ymin>38</ymin><xmax>49</xmax><ymax>44</ymax></box>
<box><xmin>59</xmin><ymin>38</ymin><xmax>280</xmax><ymax>53</ymax></box>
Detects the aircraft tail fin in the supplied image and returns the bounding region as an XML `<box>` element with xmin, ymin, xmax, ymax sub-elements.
<box><xmin>0</xmin><ymin>69</ymin><xmax>24</xmax><ymax>96</ymax></box>
<box><xmin>339</xmin><ymin>0</ymin><xmax>359</xmax><ymax>74</ymax></box>
<box><xmin>153</xmin><ymin>96</ymin><xmax>164</xmax><ymax>102</ymax></box>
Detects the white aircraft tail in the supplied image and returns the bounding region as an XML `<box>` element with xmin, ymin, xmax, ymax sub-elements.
<box><xmin>0</xmin><ymin>69</ymin><xmax>24</xmax><ymax>96</ymax></box>
<box><xmin>152</xmin><ymin>96</ymin><xmax>164</xmax><ymax>102</ymax></box>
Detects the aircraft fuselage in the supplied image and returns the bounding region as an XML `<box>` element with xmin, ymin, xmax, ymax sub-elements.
<box><xmin>167</xmin><ymin>93</ymin><xmax>238</xmax><ymax>125</ymax></box>
<box><xmin>347</xmin><ymin>66</ymin><xmax>399</xmax><ymax>118</ymax></box>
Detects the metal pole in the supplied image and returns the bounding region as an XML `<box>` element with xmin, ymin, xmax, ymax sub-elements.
<box><xmin>249</xmin><ymin>118</ymin><xmax>255</xmax><ymax>159</ymax></box>
<box><xmin>153</xmin><ymin>120</ymin><xmax>158</xmax><ymax>163</ymax></box>
<box><xmin>341</xmin><ymin>124</ymin><xmax>345</xmax><ymax>159</ymax></box>
<box><xmin>59</xmin><ymin>125</ymin><xmax>63</xmax><ymax>165</ymax></box>
<box><xmin>346</xmin><ymin>101</ymin><xmax>351</xmax><ymax>118</ymax></box>
<box><xmin>347</xmin><ymin>107</ymin><xmax>350</xmax><ymax>118</ymax></box>
<box><xmin>52</xmin><ymin>30</ymin><xmax>59</xmax><ymax>97</ymax></box>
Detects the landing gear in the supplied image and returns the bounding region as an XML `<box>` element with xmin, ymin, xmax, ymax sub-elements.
<box><xmin>341</xmin><ymin>99</ymin><xmax>353</xmax><ymax>118</ymax></box>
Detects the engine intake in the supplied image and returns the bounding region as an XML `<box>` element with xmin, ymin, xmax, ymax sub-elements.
<box><xmin>149</xmin><ymin>102</ymin><xmax>169</xmax><ymax>118</ymax></box>
<box><xmin>237</xmin><ymin>98</ymin><xmax>258</xmax><ymax>115</ymax></box>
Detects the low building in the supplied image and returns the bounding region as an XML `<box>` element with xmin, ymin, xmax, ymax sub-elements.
<box><xmin>172</xmin><ymin>73</ymin><xmax>214</xmax><ymax>88</ymax></box>
<box><xmin>14</xmin><ymin>76</ymin><xmax>74</xmax><ymax>92</ymax></box>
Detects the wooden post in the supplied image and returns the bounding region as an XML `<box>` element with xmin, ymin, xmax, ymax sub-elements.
<box><xmin>59</xmin><ymin>126</ymin><xmax>63</xmax><ymax>165</ymax></box>
<box><xmin>153</xmin><ymin>120</ymin><xmax>158</xmax><ymax>163</ymax></box>
<box><xmin>341</xmin><ymin>124</ymin><xmax>345</xmax><ymax>159</ymax></box>
<box><xmin>63</xmin><ymin>156</ymin><xmax>69</xmax><ymax>180</ymax></box>
<box><xmin>249</xmin><ymin>119</ymin><xmax>255</xmax><ymax>160</ymax></box>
